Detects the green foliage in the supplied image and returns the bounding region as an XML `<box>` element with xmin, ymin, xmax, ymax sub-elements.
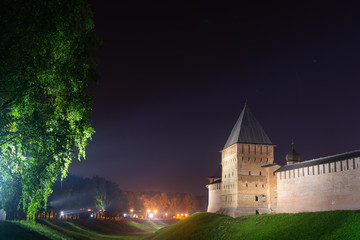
<box><xmin>146</xmin><ymin>211</ymin><xmax>360</xmax><ymax>240</ymax></box>
<box><xmin>0</xmin><ymin>0</ymin><xmax>98</xmax><ymax>220</ymax></box>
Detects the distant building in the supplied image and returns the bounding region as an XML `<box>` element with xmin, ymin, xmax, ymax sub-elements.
<box><xmin>206</xmin><ymin>104</ymin><xmax>360</xmax><ymax>216</ymax></box>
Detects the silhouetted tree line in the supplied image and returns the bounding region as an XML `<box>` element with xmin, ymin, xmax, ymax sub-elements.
<box><xmin>47</xmin><ymin>175</ymin><xmax>207</xmax><ymax>219</ymax></box>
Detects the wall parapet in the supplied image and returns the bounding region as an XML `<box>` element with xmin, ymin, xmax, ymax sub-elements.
<box><xmin>278</xmin><ymin>157</ymin><xmax>360</xmax><ymax>180</ymax></box>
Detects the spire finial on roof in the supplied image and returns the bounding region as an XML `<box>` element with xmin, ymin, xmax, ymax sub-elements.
<box><xmin>286</xmin><ymin>139</ymin><xmax>300</xmax><ymax>164</ymax></box>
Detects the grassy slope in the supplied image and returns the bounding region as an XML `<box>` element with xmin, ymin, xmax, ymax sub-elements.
<box><xmin>146</xmin><ymin>211</ymin><xmax>360</xmax><ymax>240</ymax></box>
<box><xmin>3</xmin><ymin>211</ymin><xmax>360</xmax><ymax>240</ymax></box>
<box><xmin>0</xmin><ymin>219</ymin><xmax>164</xmax><ymax>240</ymax></box>
<box><xmin>0</xmin><ymin>221</ymin><xmax>51</xmax><ymax>240</ymax></box>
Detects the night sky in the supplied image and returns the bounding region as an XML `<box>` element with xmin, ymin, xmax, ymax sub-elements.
<box><xmin>69</xmin><ymin>2</ymin><xmax>360</xmax><ymax>196</ymax></box>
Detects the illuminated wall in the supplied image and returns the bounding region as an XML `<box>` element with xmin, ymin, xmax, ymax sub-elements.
<box><xmin>218</xmin><ymin>143</ymin><xmax>276</xmax><ymax>217</ymax></box>
<box><xmin>206</xmin><ymin>182</ymin><xmax>222</xmax><ymax>213</ymax></box>
<box><xmin>277</xmin><ymin>157</ymin><xmax>360</xmax><ymax>213</ymax></box>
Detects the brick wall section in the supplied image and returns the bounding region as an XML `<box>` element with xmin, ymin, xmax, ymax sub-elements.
<box><xmin>265</xmin><ymin>165</ymin><xmax>280</xmax><ymax>213</ymax></box>
<box><xmin>277</xmin><ymin>157</ymin><xmax>360</xmax><ymax>213</ymax></box>
<box><xmin>219</xmin><ymin>143</ymin><xmax>276</xmax><ymax>216</ymax></box>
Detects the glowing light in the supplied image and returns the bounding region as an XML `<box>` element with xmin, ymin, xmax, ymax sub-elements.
<box><xmin>147</xmin><ymin>209</ymin><xmax>151</xmax><ymax>213</ymax></box>
<box><xmin>148</xmin><ymin>213</ymin><xmax>154</xmax><ymax>218</ymax></box>
<box><xmin>90</xmin><ymin>213</ymin><xmax>94</xmax><ymax>218</ymax></box>
<box><xmin>130</xmin><ymin>209</ymin><xmax>134</xmax><ymax>213</ymax></box>
<box><xmin>87</xmin><ymin>208</ymin><xmax>91</xmax><ymax>212</ymax></box>
<box><xmin>181</xmin><ymin>213</ymin><xmax>184</xmax><ymax>217</ymax></box>
<box><xmin>123</xmin><ymin>213</ymin><xmax>127</xmax><ymax>217</ymax></box>
<box><xmin>154</xmin><ymin>210</ymin><xmax>158</xmax><ymax>214</ymax></box>
<box><xmin>60</xmin><ymin>211</ymin><xmax>64</xmax><ymax>217</ymax></box>
<box><xmin>165</xmin><ymin>213</ymin><xmax>168</xmax><ymax>216</ymax></box>
<box><xmin>185</xmin><ymin>213</ymin><xmax>188</xmax><ymax>217</ymax></box>
<box><xmin>177</xmin><ymin>213</ymin><xmax>179</xmax><ymax>217</ymax></box>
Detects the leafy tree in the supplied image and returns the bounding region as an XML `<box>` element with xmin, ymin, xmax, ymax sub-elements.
<box><xmin>94</xmin><ymin>177</ymin><xmax>107</xmax><ymax>212</ymax></box>
<box><xmin>159</xmin><ymin>192</ymin><xmax>170</xmax><ymax>213</ymax></box>
<box><xmin>0</xmin><ymin>0</ymin><xmax>98</xmax><ymax>220</ymax></box>
<box><xmin>183</xmin><ymin>194</ymin><xmax>198</xmax><ymax>213</ymax></box>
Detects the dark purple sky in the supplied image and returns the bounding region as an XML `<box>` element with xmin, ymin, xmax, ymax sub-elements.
<box><xmin>69</xmin><ymin>2</ymin><xmax>360</xmax><ymax>196</ymax></box>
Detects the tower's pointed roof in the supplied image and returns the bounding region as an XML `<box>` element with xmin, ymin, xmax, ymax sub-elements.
<box><xmin>223</xmin><ymin>104</ymin><xmax>272</xmax><ymax>149</ymax></box>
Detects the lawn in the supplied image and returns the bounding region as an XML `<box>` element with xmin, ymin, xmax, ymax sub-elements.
<box><xmin>146</xmin><ymin>211</ymin><xmax>360</xmax><ymax>240</ymax></box>
<box><xmin>3</xmin><ymin>211</ymin><xmax>360</xmax><ymax>240</ymax></box>
<box><xmin>0</xmin><ymin>218</ymin><xmax>165</xmax><ymax>240</ymax></box>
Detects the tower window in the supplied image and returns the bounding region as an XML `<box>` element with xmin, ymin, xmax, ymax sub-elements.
<box><xmin>259</xmin><ymin>171</ymin><xmax>262</xmax><ymax>176</ymax></box>
<box><xmin>249</xmin><ymin>171</ymin><xmax>251</xmax><ymax>176</ymax></box>
<box><xmin>262</xmin><ymin>184</ymin><xmax>264</xmax><ymax>188</ymax></box>
<box><xmin>255</xmin><ymin>184</ymin><xmax>258</xmax><ymax>187</ymax></box>
<box><xmin>246</xmin><ymin>183</ymin><xmax>248</xmax><ymax>187</ymax></box>
<box><xmin>255</xmin><ymin>196</ymin><xmax>259</xmax><ymax>201</ymax></box>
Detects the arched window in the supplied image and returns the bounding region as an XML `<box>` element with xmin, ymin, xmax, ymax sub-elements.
<box><xmin>249</xmin><ymin>171</ymin><xmax>251</xmax><ymax>176</ymax></box>
<box><xmin>259</xmin><ymin>171</ymin><xmax>262</xmax><ymax>176</ymax></box>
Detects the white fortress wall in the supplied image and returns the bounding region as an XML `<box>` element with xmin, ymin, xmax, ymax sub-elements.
<box><xmin>207</xmin><ymin>182</ymin><xmax>222</xmax><ymax>213</ymax></box>
<box><xmin>277</xmin><ymin>157</ymin><xmax>360</xmax><ymax>213</ymax></box>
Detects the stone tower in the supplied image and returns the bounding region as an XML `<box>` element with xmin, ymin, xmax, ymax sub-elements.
<box><xmin>218</xmin><ymin>104</ymin><xmax>277</xmax><ymax>216</ymax></box>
